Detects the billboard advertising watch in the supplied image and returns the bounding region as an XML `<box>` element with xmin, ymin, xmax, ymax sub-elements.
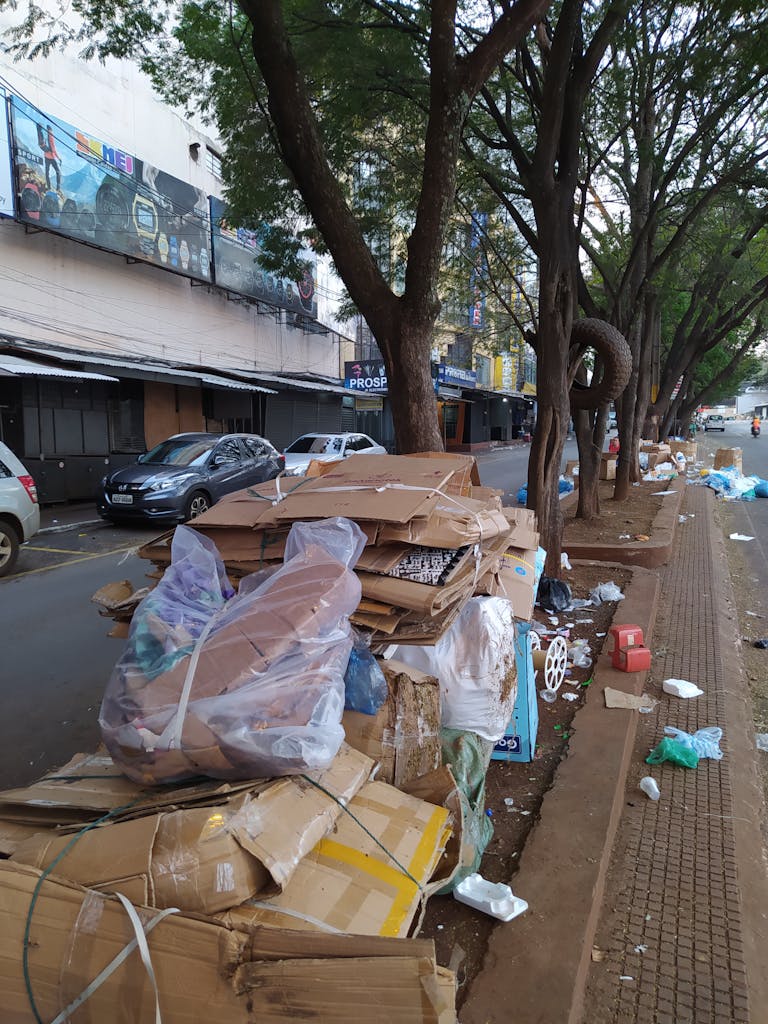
<box><xmin>209</xmin><ymin>196</ymin><xmax>317</xmax><ymax>317</ymax></box>
<box><xmin>10</xmin><ymin>95</ymin><xmax>212</xmax><ymax>282</ymax></box>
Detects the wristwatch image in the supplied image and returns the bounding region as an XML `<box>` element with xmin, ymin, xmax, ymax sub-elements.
<box><xmin>132</xmin><ymin>194</ymin><xmax>159</xmax><ymax>256</ymax></box>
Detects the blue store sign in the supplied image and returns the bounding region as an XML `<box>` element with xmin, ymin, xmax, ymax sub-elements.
<box><xmin>437</xmin><ymin>364</ymin><xmax>477</xmax><ymax>389</ymax></box>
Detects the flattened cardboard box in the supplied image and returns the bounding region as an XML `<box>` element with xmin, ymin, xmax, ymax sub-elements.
<box><xmin>0</xmin><ymin>862</ymin><xmax>454</xmax><ymax>1023</ymax></box>
<box><xmin>342</xmin><ymin>660</ymin><xmax>440</xmax><ymax>788</ymax></box>
<box><xmin>223</xmin><ymin>780</ymin><xmax>451</xmax><ymax>938</ymax></box>
<box><xmin>10</xmin><ymin>745</ymin><xmax>374</xmax><ymax>916</ymax></box>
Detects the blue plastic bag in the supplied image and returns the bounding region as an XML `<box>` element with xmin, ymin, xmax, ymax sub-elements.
<box><xmin>558</xmin><ymin>476</ymin><xmax>574</xmax><ymax>494</ymax></box>
<box><xmin>516</xmin><ymin>485</ymin><xmax>528</xmax><ymax>505</ymax></box>
<box><xmin>344</xmin><ymin>632</ymin><xmax>388</xmax><ymax>714</ymax></box>
<box><xmin>755</xmin><ymin>479</ymin><xmax>768</xmax><ymax>498</ymax></box>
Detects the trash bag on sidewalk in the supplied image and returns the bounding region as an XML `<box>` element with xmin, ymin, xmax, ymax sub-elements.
<box><xmin>100</xmin><ymin>518</ymin><xmax>365</xmax><ymax>785</ymax></box>
<box><xmin>646</xmin><ymin>737</ymin><xmax>699</xmax><ymax>768</ymax></box>
<box><xmin>664</xmin><ymin>725</ymin><xmax>723</xmax><ymax>760</ymax></box>
<box><xmin>536</xmin><ymin>576</ymin><xmax>572</xmax><ymax>612</ymax></box>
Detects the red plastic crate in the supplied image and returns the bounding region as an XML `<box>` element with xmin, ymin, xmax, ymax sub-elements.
<box><xmin>607</xmin><ymin>624</ymin><xmax>644</xmax><ymax>655</ymax></box>
<box><xmin>611</xmin><ymin>644</ymin><xmax>652</xmax><ymax>672</ymax></box>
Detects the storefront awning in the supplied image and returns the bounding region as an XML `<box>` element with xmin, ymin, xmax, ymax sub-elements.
<box><xmin>3</xmin><ymin>344</ymin><xmax>276</xmax><ymax>394</ymax></box>
<box><xmin>232</xmin><ymin>369</ymin><xmax>357</xmax><ymax>396</ymax></box>
<box><xmin>0</xmin><ymin>353</ymin><xmax>119</xmax><ymax>382</ymax></box>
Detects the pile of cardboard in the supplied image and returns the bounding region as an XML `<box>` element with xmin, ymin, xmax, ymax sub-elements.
<box><xmin>130</xmin><ymin>453</ymin><xmax>540</xmax><ymax>643</ymax></box>
<box><xmin>0</xmin><ymin>743</ymin><xmax>460</xmax><ymax>1021</ymax></box>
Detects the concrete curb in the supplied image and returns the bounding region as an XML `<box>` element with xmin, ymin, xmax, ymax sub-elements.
<box><xmin>561</xmin><ymin>475</ymin><xmax>686</xmax><ymax>568</ymax></box>
<box><xmin>461</xmin><ymin>563</ymin><xmax>662</xmax><ymax>1024</ymax></box>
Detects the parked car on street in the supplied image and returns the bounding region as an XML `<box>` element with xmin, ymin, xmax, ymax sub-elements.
<box><xmin>283</xmin><ymin>432</ymin><xmax>387</xmax><ymax>475</ymax></box>
<box><xmin>0</xmin><ymin>441</ymin><xmax>40</xmax><ymax>577</ymax></box>
<box><xmin>97</xmin><ymin>432</ymin><xmax>284</xmax><ymax>523</ymax></box>
<box><xmin>704</xmin><ymin>414</ymin><xmax>725</xmax><ymax>432</ymax></box>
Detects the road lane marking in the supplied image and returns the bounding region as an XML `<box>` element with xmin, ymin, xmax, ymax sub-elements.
<box><xmin>24</xmin><ymin>545</ymin><xmax>93</xmax><ymax>555</ymax></box>
<box><xmin>3</xmin><ymin>544</ymin><xmax>139</xmax><ymax>581</ymax></box>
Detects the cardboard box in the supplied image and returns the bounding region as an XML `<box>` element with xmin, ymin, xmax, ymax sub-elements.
<box><xmin>492</xmin><ymin>621</ymin><xmax>539</xmax><ymax>762</ymax></box>
<box><xmin>10</xmin><ymin>745</ymin><xmax>374</xmax><ymax>915</ymax></box>
<box><xmin>564</xmin><ymin>459</ymin><xmax>579</xmax><ymax>477</ymax></box>
<box><xmin>501</xmin><ymin>507</ymin><xmax>540</xmax><ymax>550</ymax></box>
<box><xmin>342</xmin><ymin>660</ymin><xmax>440</xmax><ymax>787</ymax></box>
<box><xmin>600</xmin><ymin>455</ymin><xmax>617</xmax><ymax>480</ymax></box>
<box><xmin>668</xmin><ymin>440</ymin><xmax>697</xmax><ymax>460</ymax></box>
<box><xmin>714</xmin><ymin>447</ymin><xmax>742</xmax><ymax>472</ymax></box>
<box><xmin>223</xmin><ymin>780</ymin><xmax>452</xmax><ymax>938</ymax></box>
<box><xmin>0</xmin><ymin>861</ymin><xmax>454</xmax><ymax>1023</ymax></box>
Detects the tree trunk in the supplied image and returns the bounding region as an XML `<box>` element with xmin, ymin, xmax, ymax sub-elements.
<box><xmin>377</xmin><ymin>316</ymin><xmax>444</xmax><ymax>453</ymax></box>
<box><xmin>575</xmin><ymin>404</ymin><xmax>609</xmax><ymax>519</ymax></box>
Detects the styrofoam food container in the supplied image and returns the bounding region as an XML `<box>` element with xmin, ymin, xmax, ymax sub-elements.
<box><xmin>453</xmin><ymin>873</ymin><xmax>528</xmax><ymax>922</ymax></box>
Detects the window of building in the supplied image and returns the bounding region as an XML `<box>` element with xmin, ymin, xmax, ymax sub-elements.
<box><xmin>205</xmin><ymin>147</ymin><xmax>223</xmax><ymax>179</ymax></box>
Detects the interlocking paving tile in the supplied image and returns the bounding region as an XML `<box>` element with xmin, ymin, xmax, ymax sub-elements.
<box><xmin>584</xmin><ymin>488</ymin><xmax>750</xmax><ymax>1023</ymax></box>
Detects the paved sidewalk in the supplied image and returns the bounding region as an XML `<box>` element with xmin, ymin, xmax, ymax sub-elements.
<box><xmin>584</xmin><ymin>486</ymin><xmax>768</xmax><ymax>1023</ymax></box>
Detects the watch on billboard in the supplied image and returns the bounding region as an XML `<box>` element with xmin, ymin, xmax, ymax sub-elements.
<box><xmin>9</xmin><ymin>94</ymin><xmax>212</xmax><ymax>282</ymax></box>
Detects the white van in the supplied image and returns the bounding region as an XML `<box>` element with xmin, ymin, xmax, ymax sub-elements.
<box><xmin>0</xmin><ymin>441</ymin><xmax>40</xmax><ymax>576</ymax></box>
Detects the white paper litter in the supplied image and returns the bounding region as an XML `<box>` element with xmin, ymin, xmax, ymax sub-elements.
<box><xmin>730</xmin><ymin>533</ymin><xmax>755</xmax><ymax>541</ymax></box>
<box><xmin>663</xmin><ymin>678</ymin><xmax>704</xmax><ymax>699</ymax></box>
<box><xmin>756</xmin><ymin>734</ymin><xmax>768</xmax><ymax>752</ymax></box>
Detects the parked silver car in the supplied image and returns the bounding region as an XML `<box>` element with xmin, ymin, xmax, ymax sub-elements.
<box><xmin>283</xmin><ymin>432</ymin><xmax>387</xmax><ymax>475</ymax></box>
<box><xmin>0</xmin><ymin>441</ymin><xmax>40</xmax><ymax>576</ymax></box>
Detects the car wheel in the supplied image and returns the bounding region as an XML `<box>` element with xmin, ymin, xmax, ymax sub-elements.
<box><xmin>0</xmin><ymin>521</ymin><xmax>20</xmax><ymax>577</ymax></box>
<box><xmin>184</xmin><ymin>490</ymin><xmax>211</xmax><ymax>520</ymax></box>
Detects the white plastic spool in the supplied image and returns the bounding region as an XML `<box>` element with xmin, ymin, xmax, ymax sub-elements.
<box><xmin>532</xmin><ymin>634</ymin><xmax>568</xmax><ymax>694</ymax></box>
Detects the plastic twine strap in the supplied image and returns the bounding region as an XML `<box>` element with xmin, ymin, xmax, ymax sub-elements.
<box><xmin>300</xmin><ymin>774</ymin><xmax>424</xmax><ymax>892</ymax></box>
<box><xmin>168</xmin><ymin>604</ymin><xmax>225</xmax><ymax>749</ymax></box>
<box><xmin>22</xmin><ymin>800</ymin><xmax>142</xmax><ymax>1024</ymax></box>
<box><xmin>49</xmin><ymin>896</ymin><xmax>179</xmax><ymax>1024</ymax></box>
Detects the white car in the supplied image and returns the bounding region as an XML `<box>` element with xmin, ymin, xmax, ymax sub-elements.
<box><xmin>0</xmin><ymin>441</ymin><xmax>40</xmax><ymax>576</ymax></box>
<box><xmin>283</xmin><ymin>432</ymin><xmax>387</xmax><ymax>475</ymax></box>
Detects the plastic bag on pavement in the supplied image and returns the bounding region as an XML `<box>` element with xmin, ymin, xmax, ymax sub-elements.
<box><xmin>437</xmin><ymin>728</ymin><xmax>495</xmax><ymax>892</ymax></box>
<box><xmin>755</xmin><ymin>480</ymin><xmax>768</xmax><ymax>499</ymax></box>
<box><xmin>392</xmin><ymin>597</ymin><xmax>517</xmax><ymax>742</ymax></box>
<box><xmin>100</xmin><ymin>518</ymin><xmax>366</xmax><ymax>784</ymax></box>
<box><xmin>516</xmin><ymin>485</ymin><xmax>528</xmax><ymax>505</ymax></box>
<box><xmin>589</xmin><ymin>581</ymin><xmax>625</xmax><ymax>605</ymax></box>
<box><xmin>344</xmin><ymin>630</ymin><xmax>388</xmax><ymax>714</ymax></box>
<box><xmin>646</xmin><ymin>737</ymin><xmax>699</xmax><ymax>768</ymax></box>
<box><xmin>664</xmin><ymin>725</ymin><xmax>723</xmax><ymax>760</ymax></box>
<box><xmin>536</xmin><ymin>576</ymin><xmax>573</xmax><ymax>612</ymax></box>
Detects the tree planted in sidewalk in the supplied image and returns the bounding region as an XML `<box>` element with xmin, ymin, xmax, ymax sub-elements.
<box><xmin>8</xmin><ymin>0</ymin><xmax>551</xmax><ymax>454</ymax></box>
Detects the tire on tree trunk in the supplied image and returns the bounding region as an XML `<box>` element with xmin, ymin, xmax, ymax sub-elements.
<box><xmin>569</xmin><ymin>319</ymin><xmax>632</xmax><ymax>410</ymax></box>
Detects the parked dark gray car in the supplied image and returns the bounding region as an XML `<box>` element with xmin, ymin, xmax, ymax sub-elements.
<box><xmin>97</xmin><ymin>432</ymin><xmax>284</xmax><ymax>523</ymax></box>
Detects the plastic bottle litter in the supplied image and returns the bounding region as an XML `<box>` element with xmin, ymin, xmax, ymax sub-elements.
<box><xmin>662</xmin><ymin>678</ymin><xmax>704</xmax><ymax>699</ymax></box>
<box><xmin>560</xmin><ymin>552</ymin><xmax>573</xmax><ymax>571</ymax></box>
<box><xmin>639</xmin><ymin>776</ymin><xmax>660</xmax><ymax>801</ymax></box>
<box><xmin>453</xmin><ymin>872</ymin><xmax>528</xmax><ymax>922</ymax></box>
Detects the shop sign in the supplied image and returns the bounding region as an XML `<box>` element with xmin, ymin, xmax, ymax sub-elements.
<box><xmin>354</xmin><ymin>395</ymin><xmax>383</xmax><ymax>411</ymax></box>
<box><xmin>209</xmin><ymin>196</ymin><xmax>317</xmax><ymax>316</ymax></box>
<box><xmin>437</xmin><ymin>364</ymin><xmax>477</xmax><ymax>389</ymax></box>
<box><xmin>344</xmin><ymin>361</ymin><xmax>388</xmax><ymax>391</ymax></box>
<box><xmin>10</xmin><ymin>95</ymin><xmax>212</xmax><ymax>282</ymax></box>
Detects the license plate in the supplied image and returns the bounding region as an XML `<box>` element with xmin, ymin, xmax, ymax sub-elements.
<box><xmin>111</xmin><ymin>493</ymin><xmax>133</xmax><ymax>505</ymax></box>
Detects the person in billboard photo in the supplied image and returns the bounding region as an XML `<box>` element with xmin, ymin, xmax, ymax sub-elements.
<box><xmin>38</xmin><ymin>123</ymin><xmax>61</xmax><ymax>192</ymax></box>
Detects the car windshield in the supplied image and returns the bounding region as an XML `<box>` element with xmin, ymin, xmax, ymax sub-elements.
<box><xmin>286</xmin><ymin>435</ymin><xmax>344</xmax><ymax>455</ymax></box>
<box><xmin>139</xmin><ymin>437</ymin><xmax>216</xmax><ymax>466</ymax></box>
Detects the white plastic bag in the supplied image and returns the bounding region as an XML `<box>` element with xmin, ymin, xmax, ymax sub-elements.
<box><xmin>589</xmin><ymin>581</ymin><xmax>625</xmax><ymax>605</ymax></box>
<box><xmin>100</xmin><ymin>518</ymin><xmax>365</xmax><ymax>784</ymax></box>
<box><xmin>393</xmin><ymin>597</ymin><xmax>516</xmax><ymax>742</ymax></box>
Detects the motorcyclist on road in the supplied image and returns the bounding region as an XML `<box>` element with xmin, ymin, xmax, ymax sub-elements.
<box><xmin>752</xmin><ymin>416</ymin><xmax>761</xmax><ymax>437</ymax></box>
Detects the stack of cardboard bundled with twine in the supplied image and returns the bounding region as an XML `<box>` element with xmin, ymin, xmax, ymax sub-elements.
<box><xmin>126</xmin><ymin>452</ymin><xmax>540</xmax><ymax>645</ymax></box>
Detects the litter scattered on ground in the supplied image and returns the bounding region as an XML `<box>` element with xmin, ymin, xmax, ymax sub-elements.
<box><xmin>729</xmin><ymin>533</ymin><xmax>755</xmax><ymax>541</ymax></box>
<box><xmin>756</xmin><ymin>734</ymin><xmax>768</xmax><ymax>752</ymax></box>
<box><xmin>634</xmin><ymin>944</ymin><xmax>649</xmax><ymax>954</ymax></box>
<box><xmin>561</xmin><ymin>552</ymin><xmax>573</xmax><ymax>570</ymax></box>
<box><xmin>590</xmin><ymin>582</ymin><xmax>625</xmax><ymax>605</ymax></box>
<box><xmin>753</xmin><ymin>639</ymin><xmax>768</xmax><ymax>649</ymax></box>
<box><xmin>453</xmin><ymin>873</ymin><xmax>528</xmax><ymax>922</ymax></box>
<box><xmin>664</xmin><ymin>725</ymin><xmax>723</xmax><ymax>760</ymax></box>
<box><xmin>646</xmin><ymin>737</ymin><xmax>699</xmax><ymax>768</ymax></box>
<box><xmin>604</xmin><ymin>688</ymin><xmax>658</xmax><ymax>712</ymax></box>
<box><xmin>662</xmin><ymin>678</ymin><xmax>704</xmax><ymax>699</ymax></box>
<box><xmin>639</xmin><ymin>777</ymin><xmax>660</xmax><ymax>801</ymax></box>
<box><xmin>562</xmin><ymin>692</ymin><xmax>579</xmax><ymax>702</ymax></box>
<box><xmin>746</xmin><ymin>610</ymin><xmax>765</xmax><ymax>618</ymax></box>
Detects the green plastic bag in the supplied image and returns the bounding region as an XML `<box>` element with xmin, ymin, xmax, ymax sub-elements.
<box><xmin>646</xmin><ymin>737</ymin><xmax>699</xmax><ymax>768</ymax></box>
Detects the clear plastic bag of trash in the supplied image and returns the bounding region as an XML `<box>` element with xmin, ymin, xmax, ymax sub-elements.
<box><xmin>589</xmin><ymin>581</ymin><xmax>625</xmax><ymax>605</ymax></box>
<box><xmin>100</xmin><ymin>518</ymin><xmax>365</xmax><ymax>784</ymax></box>
<box><xmin>664</xmin><ymin>725</ymin><xmax>723</xmax><ymax>760</ymax></box>
<box><xmin>537</xmin><ymin>576</ymin><xmax>573</xmax><ymax>612</ymax></box>
<box><xmin>344</xmin><ymin>630</ymin><xmax>388</xmax><ymax>715</ymax></box>
<box><xmin>568</xmin><ymin>639</ymin><xmax>593</xmax><ymax>668</ymax></box>
<box><xmin>393</xmin><ymin>598</ymin><xmax>516</xmax><ymax>742</ymax></box>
